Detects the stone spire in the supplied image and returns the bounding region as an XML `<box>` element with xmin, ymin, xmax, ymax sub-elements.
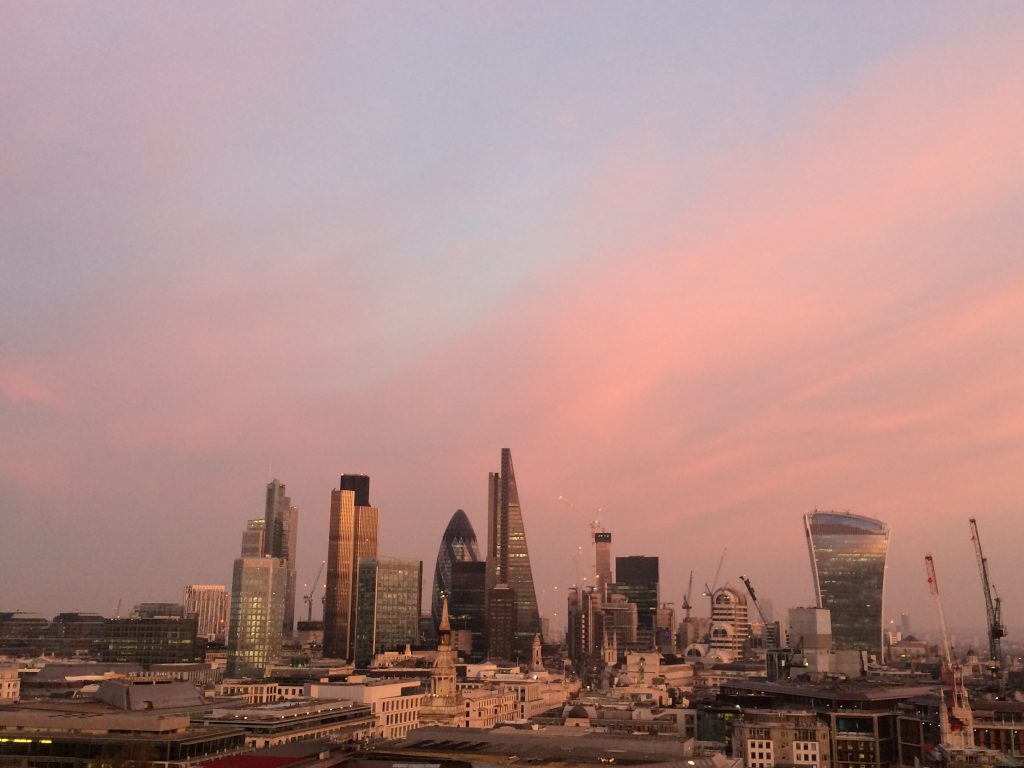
<box><xmin>431</xmin><ymin>596</ymin><xmax>456</xmax><ymax>698</ymax></box>
<box><xmin>531</xmin><ymin>633</ymin><xmax>543</xmax><ymax>672</ymax></box>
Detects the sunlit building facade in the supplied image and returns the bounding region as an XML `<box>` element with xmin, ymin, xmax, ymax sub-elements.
<box><xmin>804</xmin><ymin>510</ymin><xmax>891</xmax><ymax>657</ymax></box>
<box><xmin>431</xmin><ymin>509</ymin><xmax>481</xmax><ymax>631</ymax></box>
<box><xmin>184</xmin><ymin>585</ymin><xmax>229</xmax><ymax>643</ymax></box>
<box><xmin>323</xmin><ymin>474</ymin><xmax>380</xmax><ymax>660</ymax></box>
<box><xmin>485</xmin><ymin>448</ymin><xmax>541</xmax><ymax>658</ymax></box>
<box><xmin>227</xmin><ymin>557</ymin><xmax>286</xmax><ymax>678</ymax></box>
<box><xmin>240</xmin><ymin>518</ymin><xmax>265</xmax><ymax>557</ymax></box>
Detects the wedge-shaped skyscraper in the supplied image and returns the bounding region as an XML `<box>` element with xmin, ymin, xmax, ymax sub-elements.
<box><xmin>431</xmin><ymin>509</ymin><xmax>480</xmax><ymax>630</ymax></box>
<box><xmin>804</xmin><ymin>510</ymin><xmax>890</xmax><ymax>658</ymax></box>
<box><xmin>486</xmin><ymin>448</ymin><xmax>541</xmax><ymax>658</ymax></box>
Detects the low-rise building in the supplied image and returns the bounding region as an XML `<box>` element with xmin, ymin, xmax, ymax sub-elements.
<box><xmin>0</xmin><ymin>667</ymin><xmax>19</xmax><ymax>702</ymax></box>
<box><xmin>732</xmin><ymin>710</ymin><xmax>832</xmax><ymax>768</ymax></box>
<box><xmin>201</xmin><ymin>699</ymin><xmax>374</xmax><ymax>748</ymax></box>
<box><xmin>306</xmin><ymin>678</ymin><xmax>425</xmax><ymax>740</ymax></box>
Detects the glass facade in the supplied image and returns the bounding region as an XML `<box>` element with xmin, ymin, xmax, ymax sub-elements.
<box><xmin>610</xmin><ymin>555</ymin><xmax>660</xmax><ymax>634</ymax></box>
<box><xmin>227</xmin><ymin>557</ymin><xmax>286</xmax><ymax>678</ymax></box>
<box><xmin>486</xmin><ymin>449</ymin><xmax>541</xmax><ymax>658</ymax></box>
<box><xmin>264</xmin><ymin>479</ymin><xmax>298</xmax><ymax>637</ymax></box>
<box><xmin>450</xmin><ymin>560</ymin><xmax>487</xmax><ymax>661</ymax></box>
<box><xmin>804</xmin><ymin>510</ymin><xmax>891</xmax><ymax>657</ymax></box>
<box><xmin>353</xmin><ymin>557</ymin><xmax>422</xmax><ymax>667</ymax></box>
<box><xmin>323</xmin><ymin>475</ymin><xmax>380</xmax><ymax>659</ymax></box>
<box><xmin>431</xmin><ymin>509</ymin><xmax>481</xmax><ymax>631</ymax></box>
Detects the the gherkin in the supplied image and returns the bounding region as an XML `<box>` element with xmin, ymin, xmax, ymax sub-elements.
<box><xmin>431</xmin><ymin>509</ymin><xmax>481</xmax><ymax>629</ymax></box>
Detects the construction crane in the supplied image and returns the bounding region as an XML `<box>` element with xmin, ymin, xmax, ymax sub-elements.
<box><xmin>969</xmin><ymin>518</ymin><xmax>1005</xmax><ymax>687</ymax></box>
<box><xmin>303</xmin><ymin>560</ymin><xmax>326</xmax><ymax>623</ymax></box>
<box><xmin>740</xmin><ymin>575</ymin><xmax>771</xmax><ymax>625</ymax></box>
<box><xmin>925</xmin><ymin>554</ymin><xmax>974</xmax><ymax>749</ymax></box>
<box><xmin>703</xmin><ymin>548</ymin><xmax>728</xmax><ymax>597</ymax></box>
<box><xmin>558</xmin><ymin>496</ymin><xmax>605</xmax><ymax>588</ymax></box>
<box><xmin>681</xmin><ymin>571</ymin><xmax>694</xmax><ymax>621</ymax></box>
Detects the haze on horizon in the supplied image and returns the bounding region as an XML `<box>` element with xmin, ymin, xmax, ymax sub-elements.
<box><xmin>2</xmin><ymin>4</ymin><xmax>1024</xmax><ymax>645</ymax></box>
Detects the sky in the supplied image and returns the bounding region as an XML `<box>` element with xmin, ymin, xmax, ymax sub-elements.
<box><xmin>3</xmin><ymin>3</ymin><xmax>1024</xmax><ymax>646</ymax></box>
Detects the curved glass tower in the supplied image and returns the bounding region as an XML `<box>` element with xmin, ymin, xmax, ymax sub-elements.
<box><xmin>431</xmin><ymin>509</ymin><xmax>481</xmax><ymax>628</ymax></box>
<box><xmin>804</xmin><ymin>510</ymin><xmax>890</xmax><ymax>657</ymax></box>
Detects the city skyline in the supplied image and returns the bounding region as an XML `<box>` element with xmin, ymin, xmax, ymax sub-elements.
<box><xmin>3</xmin><ymin>4</ymin><xmax>1024</xmax><ymax>643</ymax></box>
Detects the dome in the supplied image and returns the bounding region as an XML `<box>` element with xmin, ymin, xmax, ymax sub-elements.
<box><xmin>566</xmin><ymin>705</ymin><xmax>590</xmax><ymax>719</ymax></box>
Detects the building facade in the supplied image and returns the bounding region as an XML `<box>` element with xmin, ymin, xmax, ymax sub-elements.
<box><xmin>226</xmin><ymin>557</ymin><xmax>286</xmax><ymax>678</ymax></box>
<box><xmin>323</xmin><ymin>474</ymin><xmax>380</xmax><ymax>660</ymax></box>
<box><xmin>450</xmin><ymin>560</ymin><xmax>487</xmax><ymax>662</ymax></box>
<box><xmin>431</xmin><ymin>509</ymin><xmax>481</xmax><ymax>632</ymax></box>
<box><xmin>610</xmin><ymin>555</ymin><xmax>660</xmax><ymax>647</ymax></box>
<box><xmin>240</xmin><ymin>518</ymin><xmax>266</xmax><ymax>558</ymax></box>
<box><xmin>264</xmin><ymin>479</ymin><xmax>299</xmax><ymax>638</ymax></box>
<box><xmin>732</xmin><ymin>710</ymin><xmax>832</xmax><ymax>768</ymax></box>
<box><xmin>709</xmin><ymin>585</ymin><xmax>750</xmax><ymax>660</ymax></box>
<box><xmin>485</xmin><ymin>448</ymin><xmax>541</xmax><ymax>658</ymax></box>
<box><xmin>100</xmin><ymin>617</ymin><xmax>205</xmax><ymax>666</ymax></box>
<box><xmin>353</xmin><ymin>557</ymin><xmax>422</xmax><ymax>667</ymax></box>
<box><xmin>595</xmin><ymin>531</ymin><xmax>613</xmax><ymax>599</ymax></box>
<box><xmin>183</xmin><ymin>585</ymin><xmax>229</xmax><ymax>644</ymax></box>
<box><xmin>804</xmin><ymin>511</ymin><xmax>890</xmax><ymax>658</ymax></box>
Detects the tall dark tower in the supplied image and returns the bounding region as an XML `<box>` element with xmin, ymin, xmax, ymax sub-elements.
<box><xmin>323</xmin><ymin>474</ymin><xmax>379</xmax><ymax>660</ymax></box>
<box><xmin>432</xmin><ymin>510</ymin><xmax>481</xmax><ymax>631</ymax></box>
<box><xmin>485</xmin><ymin>448</ymin><xmax>541</xmax><ymax>659</ymax></box>
<box><xmin>264</xmin><ymin>479</ymin><xmax>298</xmax><ymax>637</ymax></box>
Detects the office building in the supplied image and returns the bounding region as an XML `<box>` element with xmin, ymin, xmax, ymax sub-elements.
<box><xmin>100</xmin><ymin>616</ymin><xmax>205</xmax><ymax>666</ymax></box>
<box><xmin>133</xmin><ymin>603</ymin><xmax>183</xmax><ymax>619</ymax></box>
<box><xmin>731</xmin><ymin>710</ymin><xmax>831</xmax><ymax>768</ymax></box>
<box><xmin>788</xmin><ymin>606</ymin><xmax>832</xmax><ymax>674</ymax></box>
<box><xmin>595</xmin><ymin>531</ymin><xmax>613</xmax><ymax>599</ymax></box>
<box><xmin>708</xmin><ymin>585</ymin><xmax>750</xmax><ymax>660</ymax></box>
<box><xmin>449</xmin><ymin>560</ymin><xmax>487</xmax><ymax>661</ymax></box>
<box><xmin>264</xmin><ymin>479</ymin><xmax>299</xmax><ymax>637</ymax></box>
<box><xmin>183</xmin><ymin>585</ymin><xmax>229</xmax><ymax>643</ymax></box>
<box><xmin>240</xmin><ymin>518</ymin><xmax>265</xmax><ymax>557</ymax></box>
<box><xmin>47</xmin><ymin>612</ymin><xmax>105</xmax><ymax>656</ymax></box>
<box><xmin>804</xmin><ymin>510</ymin><xmax>891</xmax><ymax>658</ymax></box>
<box><xmin>431</xmin><ymin>509</ymin><xmax>481</xmax><ymax>632</ymax></box>
<box><xmin>486</xmin><ymin>583</ymin><xmax>517</xmax><ymax>661</ymax></box>
<box><xmin>485</xmin><ymin>448</ymin><xmax>541</xmax><ymax>657</ymax></box>
<box><xmin>227</xmin><ymin>557</ymin><xmax>286</xmax><ymax>678</ymax></box>
<box><xmin>353</xmin><ymin>556</ymin><xmax>422</xmax><ymax>667</ymax></box>
<box><xmin>323</xmin><ymin>474</ymin><xmax>380</xmax><ymax>660</ymax></box>
<box><xmin>610</xmin><ymin>555</ymin><xmax>659</xmax><ymax>647</ymax></box>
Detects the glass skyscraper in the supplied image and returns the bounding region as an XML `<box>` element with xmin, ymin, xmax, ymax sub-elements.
<box><xmin>486</xmin><ymin>448</ymin><xmax>541</xmax><ymax>658</ymax></box>
<box><xmin>264</xmin><ymin>479</ymin><xmax>298</xmax><ymax>638</ymax></box>
<box><xmin>431</xmin><ymin>509</ymin><xmax>481</xmax><ymax>631</ymax></box>
<box><xmin>323</xmin><ymin>474</ymin><xmax>380</xmax><ymax>660</ymax></box>
<box><xmin>353</xmin><ymin>556</ymin><xmax>422</xmax><ymax>667</ymax></box>
<box><xmin>804</xmin><ymin>510</ymin><xmax>891</xmax><ymax>657</ymax></box>
<box><xmin>227</xmin><ymin>557</ymin><xmax>286</xmax><ymax>678</ymax></box>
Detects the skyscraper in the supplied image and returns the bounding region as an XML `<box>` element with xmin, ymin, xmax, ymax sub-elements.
<box><xmin>183</xmin><ymin>585</ymin><xmax>229</xmax><ymax>643</ymax></box>
<box><xmin>323</xmin><ymin>474</ymin><xmax>379</xmax><ymax>660</ymax></box>
<box><xmin>240</xmin><ymin>519</ymin><xmax>265</xmax><ymax>557</ymax></box>
<box><xmin>353</xmin><ymin>557</ymin><xmax>422</xmax><ymax>667</ymax></box>
<box><xmin>485</xmin><ymin>448</ymin><xmax>541</xmax><ymax>658</ymax></box>
<box><xmin>804</xmin><ymin>510</ymin><xmax>891</xmax><ymax>658</ymax></box>
<box><xmin>264</xmin><ymin>479</ymin><xmax>298</xmax><ymax>637</ymax></box>
<box><xmin>227</xmin><ymin>557</ymin><xmax>286</xmax><ymax>678</ymax></box>
<box><xmin>431</xmin><ymin>509</ymin><xmax>481</xmax><ymax>631</ymax></box>
<box><xmin>450</xmin><ymin>560</ymin><xmax>487</xmax><ymax>662</ymax></box>
<box><xmin>594</xmin><ymin>531</ymin><xmax>613</xmax><ymax>599</ymax></box>
<box><xmin>610</xmin><ymin>555</ymin><xmax>659</xmax><ymax>647</ymax></box>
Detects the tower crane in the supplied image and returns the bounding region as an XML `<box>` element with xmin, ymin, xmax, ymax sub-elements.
<box><xmin>969</xmin><ymin>518</ymin><xmax>1005</xmax><ymax>688</ymax></box>
<box><xmin>303</xmin><ymin>560</ymin><xmax>326</xmax><ymax>623</ymax></box>
<box><xmin>703</xmin><ymin>548</ymin><xmax>727</xmax><ymax>597</ymax></box>
<box><xmin>681</xmin><ymin>571</ymin><xmax>694</xmax><ymax>621</ymax></box>
<box><xmin>925</xmin><ymin>554</ymin><xmax>974</xmax><ymax>750</ymax></box>
<box><xmin>739</xmin><ymin>575</ymin><xmax>770</xmax><ymax>625</ymax></box>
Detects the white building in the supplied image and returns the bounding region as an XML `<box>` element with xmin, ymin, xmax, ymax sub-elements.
<box><xmin>306</xmin><ymin>678</ymin><xmax>425</xmax><ymax>740</ymax></box>
<box><xmin>710</xmin><ymin>586</ymin><xmax>750</xmax><ymax>660</ymax></box>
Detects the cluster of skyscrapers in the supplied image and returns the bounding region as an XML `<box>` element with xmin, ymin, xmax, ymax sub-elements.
<box><xmin>223</xmin><ymin>448</ymin><xmax>545</xmax><ymax>677</ymax></box>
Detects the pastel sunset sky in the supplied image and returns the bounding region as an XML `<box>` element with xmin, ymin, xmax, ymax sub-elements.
<box><xmin>3</xmin><ymin>4</ymin><xmax>1024</xmax><ymax>643</ymax></box>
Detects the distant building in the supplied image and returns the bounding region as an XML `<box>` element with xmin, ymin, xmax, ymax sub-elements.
<box><xmin>804</xmin><ymin>510</ymin><xmax>891</xmax><ymax>658</ymax></box>
<box><xmin>202</xmin><ymin>699</ymin><xmax>374</xmax><ymax>748</ymax></box>
<box><xmin>0</xmin><ymin>667</ymin><xmax>19</xmax><ymax>702</ymax></box>
<box><xmin>323</xmin><ymin>474</ymin><xmax>380</xmax><ymax>660</ymax></box>
<box><xmin>788</xmin><ymin>606</ymin><xmax>832</xmax><ymax>673</ymax></box>
<box><xmin>306</xmin><ymin>678</ymin><xmax>425</xmax><ymax>740</ymax></box>
<box><xmin>47</xmin><ymin>612</ymin><xmax>105</xmax><ymax>656</ymax></box>
<box><xmin>132</xmin><ymin>603</ymin><xmax>183</xmax><ymax>619</ymax></box>
<box><xmin>431</xmin><ymin>509</ymin><xmax>481</xmax><ymax>633</ymax></box>
<box><xmin>594</xmin><ymin>531</ymin><xmax>613</xmax><ymax>599</ymax></box>
<box><xmin>610</xmin><ymin>555</ymin><xmax>659</xmax><ymax>647</ymax></box>
<box><xmin>487</xmin><ymin>583</ymin><xmax>517</xmax><ymax>661</ymax></box>
<box><xmin>485</xmin><ymin>449</ymin><xmax>541</xmax><ymax>657</ymax></box>
<box><xmin>240</xmin><ymin>518</ymin><xmax>265</xmax><ymax>557</ymax></box>
<box><xmin>264</xmin><ymin>478</ymin><xmax>299</xmax><ymax>637</ymax></box>
<box><xmin>227</xmin><ymin>556</ymin><xmax>286</xmax><ymax>678</ymax></box>
<box><xmin>709</xmin><ymin>585</ymin><xmax>750</xmax><ymax>660</ymax></box>
<box><xmin>449</xmin><ymin>560</ymin><xmax>487</xmax><ymax>661</ymax></box>
<box><xmin>353</xmin><ymin>556</ymin><xmax>422</xmax><ymax>667</ymax></box>
<box><xmin>100</xmin><ymin>616</ymin><xmax>205</xmax><ymax>666</ymax></box>
<box><xmin>183</xmin><ymin>585</ymin><xmax>229</xmax><ymax>643</ymax></box>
